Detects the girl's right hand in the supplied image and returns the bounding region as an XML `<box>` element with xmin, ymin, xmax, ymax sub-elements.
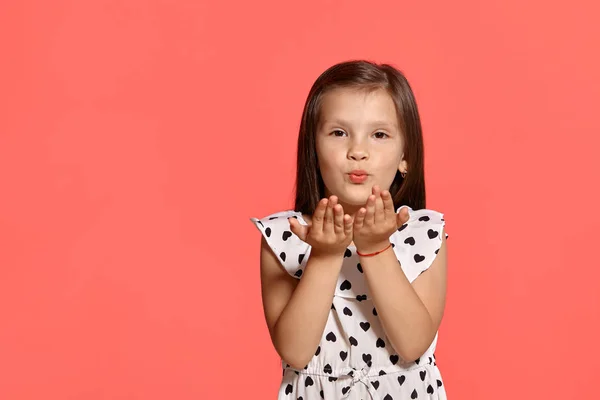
<box><xmin>288</xmin><ymin>196</ymin><xmax>354</xmax><ymax>259</ymax></box>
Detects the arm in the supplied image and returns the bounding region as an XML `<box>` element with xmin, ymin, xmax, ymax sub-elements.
<box><xmin>260</xmin><ymin>236</ymin><xmax>343</xmax><ymax>369</ymax></box>
<box><xmin>360</xmin><ymin>231</ymin><xmax>448</xmax><ymax>361</ymax></box>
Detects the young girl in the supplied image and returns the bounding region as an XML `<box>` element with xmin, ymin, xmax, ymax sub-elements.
<box><xmin>251</xmin><ymin>60</ymin><xmax>449</xmax><ymax>399</ymax></box>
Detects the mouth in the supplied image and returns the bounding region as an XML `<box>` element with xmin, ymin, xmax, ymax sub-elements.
<box><xmin>348</xmin><ymin>171</ymin><xmax>368</xmax><ymax>184</ymax></box>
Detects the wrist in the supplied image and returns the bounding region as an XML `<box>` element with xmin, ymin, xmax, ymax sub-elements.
<box><xmin>305</xmin><ymin>252</ymin><xmax>344</xmax><ymax>274</ymax></box>
<box><xmin>308</xmin><ymin>250</ymin><xmax>344</xmax><ymax>264</ymax></box>
<box><xmin>355</xmin><ymin>240</ymin><xmax>392</xmax><ymax>257</ymax></box>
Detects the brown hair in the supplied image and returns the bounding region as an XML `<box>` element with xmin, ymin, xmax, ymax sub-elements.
<box><xmin>294</xmin><ymin>59</ymin><xmax>427</xmax><ymax>215</ymax></box>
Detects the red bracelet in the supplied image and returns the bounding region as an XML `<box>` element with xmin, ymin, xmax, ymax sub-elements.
<box><xmin>356</xmin><ymin>243</ymin><xmax>393</xmax><ymax>257</ymax></box>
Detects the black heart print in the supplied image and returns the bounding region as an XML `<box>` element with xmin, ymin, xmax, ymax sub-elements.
<box><xmin>372</xmin><ymin>380</ymin><xmax>380</xmax><ymax>390</ymax></box>
<box><xmin>404</xmin><ymin>237</ymin><xmax>415</xmax><ymax>246</ymax></box>
<box><xmin>437</xmin><ymin>379</ymin><xmax>443</xmax><ymax>387</ymax></box>
<box><xmin>414</xmin><ymin>254</ymin><xmax>425</xmax><ymax>263</ymax></box>
<box><xmin>339</xmin><ymin>351</ymin><xmax>348</xmax><ymax>361</ymax></box>
<box><xmin>280</xmin><ymin>252</ymin><xmax>286</xmax><ymax>262</ymax></box>
<box><xmin>379</xmin><ymin>370</ymin><xmax>386</xmax><ymax>376</ymax></box>
<box><xmin>294</xmin><ymin>269</ymin><xmax>303</xmax><ymax>277</ymax></box>
<box><xmin>343</xmin><ymin>307</ymin><xmax>352</xmax><ymax>316</ymax></box>
<box><xmin>420</xmin><ymin>370</ymin><xmax>426</xmax><ymax>381</ymax></box>
<box><xmin>282</xmin><ymin>231</ymin><xmax>292</xmax><ymax>241</ymax></box>
<box><xmin>326</xmin><ymin>332</ymin><xmax>336</xmax><ymax>342</ymax></box>
<box><xmin>419</xmin><ymin>216</ymin><xmax>430</xmax><ymax>221</ymax></box>
<box><xmin>398</xmin><ymin>223</ymin><xmax>408</xmax><ymax>232</ymax></box>
<box><xmin>427</xmin><ymin>229</ymin><xmax>438</xmax><ymax>239</ymax></box>
<box><xmin>398</xmin><ymin>375</ymin><xmax>405</xmax><ymax>385</ymax></box>
<box><xmin>427</xmin><ymin>385</ymin><xmax>434</xmax><ymax>394</ymax></box>
<box><xmin>373</xmin><ymin>307</ymin><xmax>377</xmax><ymax>316</ymax></box>
<box><xmin>342</xmin><ymin>386</ymin><xmax>350</xmax><ymax>395</ymax></box>
<box><xmin>265</xmin><ymin>227</ymin><xmax>272</xmax><ymax>237</ymax></box>
<box><xmin>356</xmin><ymin>295</ymin><xmax>367</xmax><ymax>301</ymax></box>
<box><xmin>376</xmin><ymin>338</ymin><xmax>385</xmax><ymax>348</ymax></box>
<box><xmin>360</xmin><ymin>322</ymin><xmax>370</xmax><ymax>332</ymax></box>
<box><xmin>390</xmin><ymin>355</ymin><xmax>399</xmax><ymax>365</ymax></box>
<box><xmin>362</xmin><ymin>353</ymin><xmax>372</xmax><ymax>366</ymax></box>
<box><xmin>340</xmin><ymin>280</ymin><xmax>351</xmax><ymax>290</ymax></box>
<box><xmin>285</xmin><ymin>384</ymin><xmax>293</xmax><ymax>394</ymax></box>
<box><xmin>383</xmin><ymin>395</ymin><xmax>393</xmax><ymax>400</ymax></box>
<box><xmin>411</xmin><ymin>388</ymin><xmax>418</xmax><ymax>399</ymax></box>
<box><xmin>298</xmin><ymin>253</ymin><xmax>305</xmax><ymax>263</ymax></box>
<box><xmin>344</xmin><ymin>248</ymin><xmax>352</xmax><ymax>258</ymax></box>
<box><xmin>315</xmin><ymin>346</ymin><xmax>321</xmax><ymax>356</ymax></box>
<box><xmin>323</xmin><ymin>364</ymin><xmax>332</xmax><ymax>374</ymax></box>
<box><xmin>357</xmin><ymin>263</ymin><xmax>363</xmax><ymax>273</ymax></box>
<box><xmin>349</xmin><ymin>336</ymin><xmax>358</xmax><ymax>346</ymax></box>
<box><xmin>305</xmin><ymin>376</ymin><xmax>314</xmax><ymax>387</ymax></box>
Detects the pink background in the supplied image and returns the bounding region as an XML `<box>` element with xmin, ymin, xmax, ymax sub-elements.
<box><xmin>1</xmin><ymin>0</ymin><xmax>599</xmax><ymax>398</ymax></box>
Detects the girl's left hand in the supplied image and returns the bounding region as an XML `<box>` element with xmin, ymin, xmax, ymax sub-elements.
<box><xmin>353</xmin><ymin>185</ymin><xmax>410</xmax><ymax>255</ymax></box>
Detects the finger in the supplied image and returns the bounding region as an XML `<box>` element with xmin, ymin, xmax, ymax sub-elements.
<box><xmin>288</xmin><ymin>218</ymin><xmax>307</xmax><ymax>242</ymax></box>
<box><xmin>374</xmin><ymin>188</ymin><xmax>385</xmax><ymax>224</ymax></box>
<box><xmin>333</xmin><ymin>204</ymin><xmax>344</xmax><ymax>234</ymax></box>
<box><xmin>354</xmin><ymin>207</ymin><xmax>366</xmax><ymax>230</ymax></box>
<box><xmin>312</xmin><ymin>198</ymin><xmax>328</xmax><ymax>232</ymax></box>
<box><xmin>364</xmin><ymin>194</ymin><xmax>376</xmax><ymax>226</ymax></box>
<box><xmin>323</xmin><ymin>196</ymin><xmax>336</xmax><ymax>233</ymax></box>
<box><xmin>396</xmin><ymin>207</ymin><xmax>410</xmax><ymax>228</ymax></box>
<box><xmin>381</xmin><ymin>190</ymin><xmax>395</xmax><ymax>220</ymax></box>
<box><xmin>343</xmin><ymin>214</ymin><xmax>353</xmax><ymax>236</ymax></box>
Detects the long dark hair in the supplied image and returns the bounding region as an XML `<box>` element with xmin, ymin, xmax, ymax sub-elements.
<box><xmin>294</xmin><ymin>60</ymin><xmax>427</xmax><ymax>215</ymax></box>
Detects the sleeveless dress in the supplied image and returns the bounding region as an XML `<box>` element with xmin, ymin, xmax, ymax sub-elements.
<box><xmin>250</xmin><ymin>205</ymin><xmax>449</xmax><ymax>399</ymax></box>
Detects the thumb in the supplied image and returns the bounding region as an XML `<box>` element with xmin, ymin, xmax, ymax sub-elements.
<box><xmin>396</xmin><ymin>208</ymin><xmax>409</xmax><ymax>227</ymax></box>
<box><xmin>288</xmin><ymin>218</ymin><xmax>308</xmax><ymax>242</ymax></box>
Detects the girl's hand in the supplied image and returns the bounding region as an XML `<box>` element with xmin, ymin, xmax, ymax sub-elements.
<box><xmin>353</xmin><ymin>185</ymin><xmax>410</xmax><ymax>255</ymax></box>
<box><xmin>289</xmin><ymin>196</ymin><xmax>354</xmax><ymax>259</ymax></box>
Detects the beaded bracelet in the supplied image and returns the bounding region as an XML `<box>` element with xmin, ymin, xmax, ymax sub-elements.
<box><xmin>356</xmin><ymin>242</ymin><xmax>392</xmax><ymax>257</ymax></box>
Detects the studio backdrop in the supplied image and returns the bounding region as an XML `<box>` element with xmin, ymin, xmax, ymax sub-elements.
<box><xmin>1</xmin><ymin>1</ymin><xmax>599</xmax><ymax>399</ymax></box>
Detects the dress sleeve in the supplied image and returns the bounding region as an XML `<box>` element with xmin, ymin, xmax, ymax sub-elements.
<box><xmin>250</xmin><ymin>210</ymin><xmax>310</xmax><ymax>279</ymax></box>
<box><xmin>392</xmin><ymin>207</ymin><xmax>447</xmax><ymax>283</ymax></box>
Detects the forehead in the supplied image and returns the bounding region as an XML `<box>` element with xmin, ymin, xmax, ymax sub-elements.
<box><xmin>319</xmin><ymin>87</ymin><xmax>398</xmax><ymax>125</ymax></box>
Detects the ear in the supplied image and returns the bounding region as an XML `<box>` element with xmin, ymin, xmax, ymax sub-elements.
<box><xmin>398</xmin><ymin>159</ymin><xmax>408</xmax><ymax>174</ymax></box>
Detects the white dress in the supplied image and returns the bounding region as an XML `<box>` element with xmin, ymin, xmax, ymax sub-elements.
<box><xmin>251</xmin><ymin>205</ymin><xmax>449</xmax><ymax>399</ymax></box>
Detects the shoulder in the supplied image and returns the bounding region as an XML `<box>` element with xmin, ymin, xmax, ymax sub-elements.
<box><xmin>391</xmin><ymin>205</ymin><xmax>447</xmax><ymax>282</ymax></box>
<box><xmin>395</xmin><ymin>205</ymin><xmax>446</xmax><ymax>238</ymax></box>
<box><xmin>250</xmin><ymin>210</ymin><xmax>310</xmax><ymax>278</ymax></box>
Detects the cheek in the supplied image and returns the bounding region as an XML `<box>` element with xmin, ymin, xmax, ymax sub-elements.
<box><xmin>316</xmin><ymin>140</ymin><xmax>344</xmax><ymax>169</ymax></box>
<box><xmin>375</xmin><ymin>147</ymin><xmax>403</xmax><ymax>177</ymax></box>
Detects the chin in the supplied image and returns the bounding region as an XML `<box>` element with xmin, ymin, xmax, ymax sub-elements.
<box><xmin>337</xmin><ymin>189</ymin><xmax>371</xmax><ymax>206</ymax></box>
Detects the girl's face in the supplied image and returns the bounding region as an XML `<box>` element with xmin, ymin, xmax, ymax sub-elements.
<box><xmin>316</xmin><ymin>87</ymin><xmax>407</xmax><ymax>216</ymax></box>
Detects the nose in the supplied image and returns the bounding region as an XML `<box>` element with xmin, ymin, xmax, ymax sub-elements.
<box><xmin>348</xmin><ymin>142</ymin><xmax>369</xmax><ymax>161</ymax></box>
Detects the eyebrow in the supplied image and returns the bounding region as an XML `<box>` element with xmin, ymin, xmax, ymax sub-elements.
<box><xmin>322</xmin><ymin>118</ymin><xmax>398</xmax><ymax>130</ymax></box>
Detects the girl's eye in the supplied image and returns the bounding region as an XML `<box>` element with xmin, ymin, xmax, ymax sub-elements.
<box><xmin>332</xmin><ymin>130</ymin><xmax>346</xmax><ymax>137</ymax></box>
<box><xmin>374</xmin><ymin>131</ymin><xmax>389</xmax><ymax>139</ymax></box>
